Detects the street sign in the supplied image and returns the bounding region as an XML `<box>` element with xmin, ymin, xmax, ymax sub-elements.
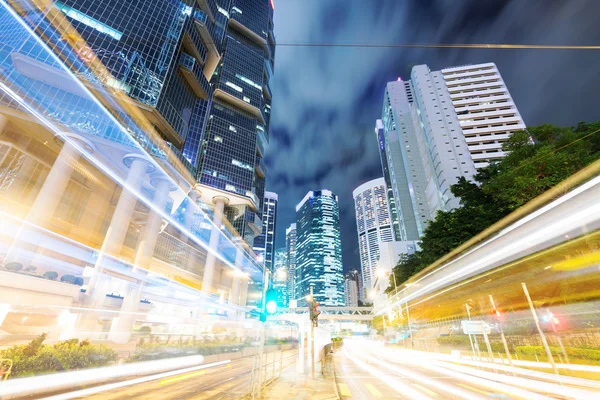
<box><xmin>461</xmin><ymin>320</ymin><xmax>491</xmax><ymax>335</ymax></box>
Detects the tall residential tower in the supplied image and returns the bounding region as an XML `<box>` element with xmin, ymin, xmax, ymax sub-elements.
<box><xmin>380</xmin><ymin>62</ymin><xmax>524</xmax><ymax>239</ymax></box>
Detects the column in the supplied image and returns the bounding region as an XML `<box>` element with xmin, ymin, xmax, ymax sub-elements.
<box><xmin>108</xmin><ymin>175</ymin><xmax>173</xmax><ymax>344</ymax></box>
<box><xmin>5</xmin><ymin>135</ymin><xmax>93</xmax><ymax>264</ymax></box>
<box><xmin>0</xmin><ymin>304</ymin><xmax>10</xmax><ymax>327</ymax></box>
<box><xmin>86</xmin><ymin>154</ymin><xmax>154</xmax><ymax>297</ymax></box>
<box><xmin>201</xmin><ymin>196</ymin><xmax>229</xmax><ymax>294</ymax></box>
<box><xmin>183</xmin><ymin>187</ymin><xmax>201</xmax><ymax>273</ymax></box>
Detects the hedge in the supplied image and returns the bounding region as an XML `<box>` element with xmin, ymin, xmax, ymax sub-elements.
<box><xmin>0</xmin><ymin>334</ymin><xmax>118</xmax><ymax>378</ymax></box>
<box><xmin>515</xmin><ymin>346</ymin><xmax>600</xmax><ymax>362</ymax></box>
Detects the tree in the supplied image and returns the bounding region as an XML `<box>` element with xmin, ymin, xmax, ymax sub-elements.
<box><xmin>389</xmin><ymin>121</ymin><xmax>600</xmax><ymax>288</ymax></box>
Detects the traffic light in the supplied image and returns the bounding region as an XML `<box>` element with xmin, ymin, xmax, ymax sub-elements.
<box><xmin>309</xmin><ymin>299</ymin><xmax>321</xmax><ymax>327</ymax></box>
<box><xmin>265</xmin><ymin>289</ymin><xmax>278</xmax><ymax>315</ymax></box>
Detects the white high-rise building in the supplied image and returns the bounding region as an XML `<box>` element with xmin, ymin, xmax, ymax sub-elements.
<box><xmin>344</xmin><ymin>275</ymin><xmax>359</xmax><ymax>307</ymax></box>
<box><xmin>353</xmin><ymin>178</ymin><xmax>395</xmax><ymax>291</ymax></box>
<box><xmin>442</xmin><ymin>63</ymin><xmax>526</xmax><ymax>168</ymax></box>
<box><xmin>380</xmin><ymin>62</ymin><xmax>525</xmax><ymax>239</ymax></box>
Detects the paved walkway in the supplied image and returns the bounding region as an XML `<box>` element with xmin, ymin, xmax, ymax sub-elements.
<box><xmin>260</xmin><ymin>360</ymin><xmax>338</xmax><ymax>400</ymax></box>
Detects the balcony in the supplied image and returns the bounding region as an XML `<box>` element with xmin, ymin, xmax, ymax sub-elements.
<box><xmin>263</xmin><ymin>82</ymin><xmax>272</xmax><ymax>101</ymax></box>
<box><xmin>178</xmin><ymin>52</ymin><xmax>211</xmax><ymax>100</ymax></box>
<box><xmin>255</xmin><ymin>157</ymin><xmax>266</xmax><ymax>178</ymax></box>
<box><xmin>245</xmin><ymin>190</ymin><xmax>260</xmax><ymax>209</ymax></box>
<box><xmin>194</xmin><ymin>9</ymin><xmax>221</xmax><ymax>79</ymax></box>
<box><xmin>257</xmin><ymin>128</ymin><xmax>268</xmax><ymax>157</ymax></box>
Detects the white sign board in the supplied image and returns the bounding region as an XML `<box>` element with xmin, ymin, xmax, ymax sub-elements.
<box><xmin>461</xmin><ymin>320</ymin><xmax>491</xmax><ymax>335</ymax></box>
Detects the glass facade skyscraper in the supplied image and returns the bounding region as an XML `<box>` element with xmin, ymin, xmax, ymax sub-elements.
<box><xmin>273</xmin><ymin>247</ymin><xmax>288</xmax><ymax>307</ymax></box>
<box><xmin>198</xmin><ymin>0</ymin><xmax>275</xmax><ymax>244</ymax></box>
<box><xmin>253</xmin><ymin>191</ymin><xmax>277</xmax><ymax>272</ymax></box>
<box><xmin>295</xmin><ymin>190</ymin><xmax>344</xmax><ymax>306</ymax></box>
<box><xmin>51</xmin><ymin>0</ymin><xmax>276</xmax><ymax>246</ymax></box>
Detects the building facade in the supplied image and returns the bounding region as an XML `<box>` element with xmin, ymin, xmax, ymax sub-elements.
<box><xmin>253</xmin><ymin>191</ymin><xmax>277</xmax><ymax>272</ymax></box>
<box><xmin>352</xmin><ymin>178</ymin><xmax>395</xmax><ymax>291</ymax></box>
<box><xmin>371</xmin><ymin>241</ymin><xmax>418</xmax><ymax>304</ymax></box>
<box><xmin>295</xmin><ymin>190</ymin><xmax>344</xmax><ymax>306</ymax></box>
<box><xmin>375</xmin><ymin>119</ymin><xmax>401</xmax><ymax>240</ymax></box>
<box><xmin>272</xmin><ymin>247</ymin><xmax>288</xmax><ymax>307</ymax></box>
<box><xmin>380</xmin><ymin>63</ymin><xmax>524</xmax><ymax>240</ymax></box>
<box><xmin>344</xmin><ymin>274</ymin><xmax>359</xmax><ymax>307</ymax></box>
<box><xmin>198</xmin><ymin>0</ymin><xmax>276</xmax><ymax>245</ymax></box>
<box><xmin>285</xmin><ymin>223</ymin><xmax>297</xmax><ymax>303</ymax></box>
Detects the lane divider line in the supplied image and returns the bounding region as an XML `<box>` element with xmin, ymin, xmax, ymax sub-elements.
<box><xmin>412</xmin><ymin>383</ymin><xmax>439</xmax><ymax>397</ymax></box>
<box><xmin>338</xmin><ymin>383</ymin><xmax>352</xmax><ymax>397</ymax></box>
<box><xmin>365</xmin><ymin>383</ymin><xmax>383</xmax><ymax>398</ymax></box>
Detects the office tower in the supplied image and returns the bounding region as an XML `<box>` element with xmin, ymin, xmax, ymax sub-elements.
<box><xmin>295</xmin><ymin>190</ymin><xmax>344</xmax><ymax>306</ymax></box>
<box><xmin>273</xmin><ymin>247</ymin><xmax>288</xmax><ymax>306</ymax></box>
<box><xmin>352</xmin><ymin>178</ymin><xmax>395</xmax><ymax>291</ymax></box>
<box><xmin>348</xmin><ymin>269</ymin><xmax>364</xmax><ymax>303</ymax></box>
<box><xmin>253</xmin><ymin>191</ymin><xmax>278</xmax><ymax>272</ymax></box>
<box><xmin>375</xmin><ymin>119</ymin><xmax>401</xmax><ymax>240</ymax></box>
<box><xmin>50</xmin><ymin>0</ymin><xmax>224</xmax><ymax>173</ymax></box>
<box><xmin>198</xmin><ymin>0</ymin><xmax>276</xmax><ymax>245</ymax></box>
<box><xmin>285</xmin><ymin>223</ymin><xmax>297</xmax><ymax>302</ymax></box>
<box><xmin>380</xmin><ymin>62</ymin><xmax>524</xmax><ymax>239</ymax></box>
<box><xmin>344</xmin><ymin>274</ymin><xmax>359</xmax><ymax>307</ymax></box>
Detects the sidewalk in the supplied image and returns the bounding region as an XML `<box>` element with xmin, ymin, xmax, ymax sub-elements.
<box><xmin>259</xmin><ymin>360</ymin><xmax>339</xmax><ymax>400</ymax></box>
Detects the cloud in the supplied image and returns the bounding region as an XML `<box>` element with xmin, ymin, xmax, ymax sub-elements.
<box><xmin>268</xmin><ymin>0</ymin><xmax>600</xmax><ymax>273</ymax></box>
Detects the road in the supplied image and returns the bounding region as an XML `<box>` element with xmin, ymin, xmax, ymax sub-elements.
<box><xmin>334</xmin><ymin>339</ymin><xmax>600</xmax><ymax>399</ymax></box>
<box><xmin>38</xmin><ymin>350</ymin><xmax>297</xmax><ymax>400</ymax></box>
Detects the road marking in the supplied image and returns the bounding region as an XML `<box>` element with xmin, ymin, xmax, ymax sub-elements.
<box><xmin>412</xmin><ymin>383</ymin><xmax>439</xmax><ymax>397</ymax></box>
<box><xmin>339</xmin><ymin>383</ymin><xmax>352</xmax><ymax>397</ymax></box>
<box><xmin>159</xmin><ymin>370</ymin><xmax>205</xmax><ymax>385</ymax></box>
<box><xmin>365</xmin><ymin>383</ymin><xmax>383</xmax><ymax>398</ymax></box>
<box><xmin>458</xmin><ymin>384</ymin><xmax>489</xmax><ymax>396</ymax></box>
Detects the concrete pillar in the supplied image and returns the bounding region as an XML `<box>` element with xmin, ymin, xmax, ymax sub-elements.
<box><xmin>108</xmin><ymin>176</ymin><xmax>173</xmax><ymax>344</ymax></box>
<box><xmin>239</xmin><ymin>277</ymin><xmax>249</xmax><ymax>308</ymax></box>
<box><xmin>133</xmin><ymin>177</ymin><xmax>172</xmax><ymax>269</ymax></box>
<box><xmin>201</xmin><ymin>196</ymin><xmax>229</xmax><ymax>294</ymax></box>
<box><xmin>5</xmin><ymin>135</ymin><xmax>93</xmax><ymax>264</ymax></box>
<box><xmin>0</xmin><ymin>304</ymin><xmax>10</xmax><ymax>327</ymax></box>
<box><xmin>182</xmin><ymin>188</ymin><xmax>201</xmax><ymax>273</ymax></box>
<box><xmin>86</xmin><ymin>154</ymin><xmax>154</xmax><ymax>296</ymax></box>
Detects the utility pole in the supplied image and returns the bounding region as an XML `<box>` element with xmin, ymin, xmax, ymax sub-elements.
<box><xmin>257</xmin><ymin>269</ymin><xmax>270</xmax><ymax>397</ymax></box>
<box><xmin>489</xmin><ymin>294</ymin><xmax>513</xmax><ymax>367</ymax></box>
<box><xmin>465</xmin><ymin>303</ymin><xmax>482</xmax><ymax>360</ymax></box>
<box><xmin>521</xmin><ymin>282</ymin><xmax>559</xmax><ymax>375</ymax></box>
<box><xmin>309</xmin><ymin>286</ymin><xmax>315</xmax><ymax>380</ymax></box>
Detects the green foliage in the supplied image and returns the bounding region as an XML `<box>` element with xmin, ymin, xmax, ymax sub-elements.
<box><xmin>0</xmin><ymin>334</ymin><xmax>117</xmax><ymax>378</ymax></box>
<box><xmin>24</xmin><ymin>266</ymin><xmax>37</xmax><ymax>273</ymax></box>
<box><xmin>388</xmin><ymin>121</ymin><xmax>600</xmax><ymax>290</ymax></box>
<box><xmin>515</xmin><ymin>346</ymin><xmax>600</xmax><ymax>362</ymax></box>
<box><xmin>5</xmin><ymin>262</ymin><xmax>23</xmax><ymax>272</ymax></box>
<box><xmin>43</xmin><ymin>271</ymin><xmax>58</xmax><ymax>280</ymax></box>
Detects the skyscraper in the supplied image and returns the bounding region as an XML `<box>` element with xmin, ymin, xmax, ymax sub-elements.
<box><xmin>285</xmin><ymin>223</ymin><xmax>297</xmax><ymax>303</ymax></box>
<box><xmin>295</xmin><ymin>190</ymin><xmax>344</xmax><ymax>306</ymax></box>
<box><xmin>49</xmin><ymin>1</ymin><xmax>277</xmax><ymax>247</ymax></box>
<box><xmin>352</xmin><ymin>178</ymin><xmax>395</xmax><ymax>291</ymax></box>
<box><xmin>253</xmin><ymin>191</ymin><xmax>278</xmax><ymax>272</ymax></box>
<box><xmin>273</xmin><ymin>247</ymin><xmax>288</xmax><ymax>306</ymax></box>
<box><xmin>380</xmin><ymin>63</ymin><xmax>524</xmax><ymax>239</ymax></box>
<box><xmin>344</xmin><ymin>274</ymin><xmax>359</xmax><ymax>307</ymax></box>
<box><xmin>375</xmin><ymin>119</ymin><xmax>401</xmax><ymax>240</ymax></box>
<box><xmin>198</xmin><ymin>0</ymin><xmax>276</xmax><ymax>245</ymax></box>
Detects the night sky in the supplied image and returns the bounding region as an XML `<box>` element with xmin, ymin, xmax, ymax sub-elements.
<box><xmin>265</xmin><ymin>0</ymin><xmax>600</xmax><ymax>274</ymax></box>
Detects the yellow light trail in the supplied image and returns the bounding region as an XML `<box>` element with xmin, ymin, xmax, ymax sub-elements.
<box><xmin>159</xmin><ymin>370</ymin><xmax>205</xmax><ymax>385</ymax></box>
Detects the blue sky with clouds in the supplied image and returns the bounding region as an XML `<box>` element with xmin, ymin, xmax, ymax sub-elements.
<box><xmin>266</xmin><ymin>0</ymin><xmax>600</xmax><ymax>273</ymax></box>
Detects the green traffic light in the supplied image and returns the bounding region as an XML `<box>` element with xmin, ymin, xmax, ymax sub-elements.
<box><xmin>266</xmin><ymin>299</ymin><xmax>277</xmax><ymax>315</ymax></box>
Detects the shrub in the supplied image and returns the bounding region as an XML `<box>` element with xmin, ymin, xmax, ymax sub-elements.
<box><xmin>43</xmin><ymin>271</ymin><xmax>58</xmax><ymax>280</ymax></box>
<box><xmin>0</xmin><ymin>334</ymin><xmax>118</xmax><ymax>378</ymax></box>
<box><xmin>515</xmin><ymin>346</ymin><xmax>600</xmax><ymax>362</ymax></box>
<box><xmin>60</xmin><ymin>275</ymin><xmax>84</xmax><ymax>285</ymax></box>
<box><xmin>24</xmin><ymin>266</ymin><xmax>37</xmax><ymax>273</ymax></box>
<box><xmin>126</xmin><ymin>341</ymin><xmax>250</xmax><ymax>363</ymax></box>
<box><xmin>5</xmin><ymin>262</ymin><xmax>23</xmax><ymax>272</ymax></box>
